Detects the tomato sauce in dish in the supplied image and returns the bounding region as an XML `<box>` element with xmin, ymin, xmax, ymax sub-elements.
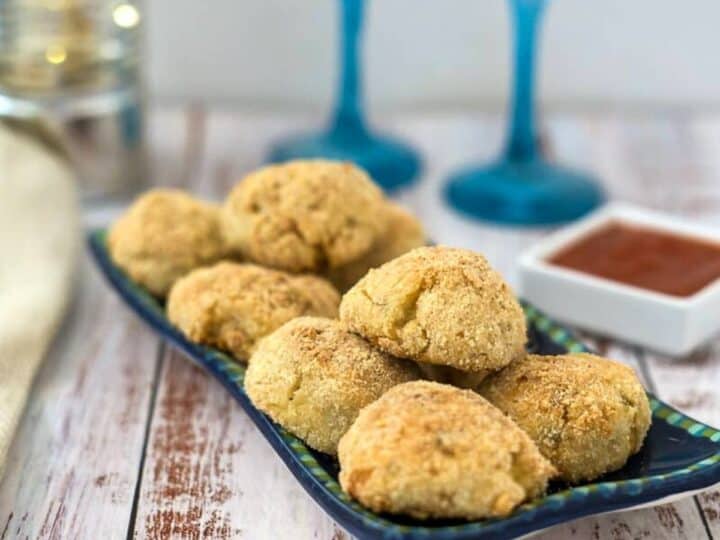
<box><xmin>548</xmin><ymin>222</ymin><xmax>720</xmax><ymax>297</ymax></box>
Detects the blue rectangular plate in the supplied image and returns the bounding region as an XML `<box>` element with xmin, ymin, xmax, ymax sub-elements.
<box><xmin>88</xmin><ymin>230</ymin><xmax>720</xmax><ymax>540</ymax></box>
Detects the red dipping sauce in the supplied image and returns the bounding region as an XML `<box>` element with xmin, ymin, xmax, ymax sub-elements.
<box><xmin>548</xmin><ymin>222</ymin><xmax>720</xmax><ymax>297</ymax></box>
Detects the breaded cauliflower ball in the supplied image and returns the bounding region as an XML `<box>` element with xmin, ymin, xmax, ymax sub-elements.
<box><xmin>108</xmin><ymin>189</ymin><xmax>227</xmax><ymax>296</ymax></box>
<box><xmin>340</xmin><ymin>246</ymin><xmax>527</xmax><ymax>373</ymax></box>
<box><xmin>167</xmin><ymin>262</ymin><xmax>340</xmax><ymax>360</ymax></box>
<box><xmin>223</xmin><ymin>160</ymin><xmax>388</xmax><ymax>273</ymax></box>
<box><xmin>478</xmin><ymin>353</ymin><xmax>652</xmax><ymax>483</ymax></box>
<box><xmin>338</xmin><ymin>381</ymin><xmax>556</xmax><ymax>520</ymax></box>
<box><xmin>325</xmin><ymin>202</ymin><xmax>426</xmax><ymax>292</ymax></box>
<box><xmin>244</xmin><ymin>317</ymin><xmax>419</xmax><ymax>454</ymax></box>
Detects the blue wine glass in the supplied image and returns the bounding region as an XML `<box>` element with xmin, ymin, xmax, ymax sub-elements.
<box><xmin>266</xmin><ymin>0</ymin><xmax>421</xmax><ymax>192</ymax></box>
<box><xmin>444</xmin><ymin>0</ymin><xmax>604</xmax><ymax>225</ymax></box>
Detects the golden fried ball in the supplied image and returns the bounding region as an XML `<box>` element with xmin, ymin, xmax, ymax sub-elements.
<box><xmin>338</xmin><ymin>381</ymin><xmax>556</xmax><ymax>520</ymax></box>
<box><xmin>340</xmin><ymin>246</ymin><xmax>527</xmax><ymax>373</ymax></box>
<box><xmin>223</xmin><ymin>160</ymin><xmax>388</xmax><ymax>273</ymax></box>
<box><xmin>108</xmin><ymin>189</ymin><xmax>227</xmax><ymax>297</ymax></box>
<box><xmin>479</xmin><ymin>353</ymin><xmax>652</xmax><ymax>483</ymax></box>
<box><xmin>244</xmin><ymin>317</ymin><xmax>419</xmax><ymax>454</ymax></box>
<box><xmin>167</xmin><ymin>263</ymin><xmax>340</xmax><ymax>360</ymax></box>
<box><xmin>325</xmin><ymin>202</ymin><xmax>426</xmax><ymax>292</ymax></box>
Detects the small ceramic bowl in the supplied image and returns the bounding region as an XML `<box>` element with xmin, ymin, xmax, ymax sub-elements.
<box><xmin>519</xmin><ymin>203</ymin><xmax>720</xmax><ymax>357</ymax></box>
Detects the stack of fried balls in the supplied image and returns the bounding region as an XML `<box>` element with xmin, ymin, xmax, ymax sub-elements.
<box><xmin>109</xmin><ymin>159</ymin><xmax>651</xmax><ymax>521</ymax></box>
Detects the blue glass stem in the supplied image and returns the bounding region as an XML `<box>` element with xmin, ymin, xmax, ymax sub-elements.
<box><xmin>505</xmin><ymin>0</ymin><xmax>546</xmax><ymax>162</ymax></box>
<box><xmin>331</xmin><ymin>0</ymin><xmax>367</xmax><ymax>137</ymax></box>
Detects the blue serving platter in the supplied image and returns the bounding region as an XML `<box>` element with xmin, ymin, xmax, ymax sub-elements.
<box><xmin>88</xmin><ymin>230</ymin><xmax>720</xmax><ymax>540</ymax></box>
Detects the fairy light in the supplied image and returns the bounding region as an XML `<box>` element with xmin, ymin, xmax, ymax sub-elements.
<box><xmin>45</xmin><ymin>44</ymin><xmax>67</xmax><ymax>64</ymax></box>
<box><xmin>112</xmin><ymin>4</ymin><xmax>140</xmax><ymax>28</ymax></box>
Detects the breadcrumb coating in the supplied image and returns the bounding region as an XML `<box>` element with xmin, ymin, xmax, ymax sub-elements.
<box><xmin>109</xmin><ymin>189</ymin><xmax>227</xmax><ymax>296</ymax></box>
<box><xmin>325</xmin><ymin>202</ymin><xmax>426</xmax><ymax>292</ymax></box>
<box><xmin>339</xmin><ymin>246</ymin><xmax>527</xmax><ymax>372</ymax></box>
<box><xmin>338</xmin><ymin>381</ymin><xmax>556</xmax><ymax>520</ymax></box>
<box><xmin>479</xmin><ymin>353</ymin><xmax>652</xmax><ymax>483</ymax></box>
<box><xmin>167</xmin><ymin>262</ymin><xmax>340</xmax><ymax>361</ymax></box>
<box><xmin>223</xmin><ymin>160</ymin><xmax>388</xmax><ymax>272</ymax></box>
<box><xmin>244</xmin><ymin>317</ymin><xmax>419</xmax><ymax>454</ymax></box>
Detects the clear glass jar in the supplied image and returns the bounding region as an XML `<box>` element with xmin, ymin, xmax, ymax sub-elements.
<box><xmin>0</xmin><ymin>0</ymin><xmax>146</xmax><ymax>201</ymax></box>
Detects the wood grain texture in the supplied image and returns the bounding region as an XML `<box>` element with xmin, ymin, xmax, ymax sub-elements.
<box><xmin>3</xmin><ymin>109</ymin><xmax>720</xmax><ymax>539</ymax></box>
<box><xmin>563</xmin><ymin>114</ymin><xmax>720</xmax><ymax>539</ymax></box>
<box><xmin>132</xmin><ymin>349</ymin><xmax>347</xmax><ymax>540</ymax></box>
<box><xmin>136</xmin><ymin>109</ymin><xmax>720</xmax><ymax>540</ymax></box>
<box><xmin>0</xmin><ymin>258</ymin><xmax>160</xmax><ymax>540</ymax></box>
<box><xmin>534</xmin><ymin>339</ymin><xmax>712</xmax><ymax>540</ymax></box>
<box><xmin>640</xmin><ymin>345</ymin><xmax>720</xmax><ymax>538</ymax></box>
<box><xmin>132</xmin><ymin>108</ymin><xmax>348</xmax><ymax>539</ymax></box>
<box><xmin>577</xmin><ymin>113</ymin><xmax>720</xmax><ymax>537</ymax></box>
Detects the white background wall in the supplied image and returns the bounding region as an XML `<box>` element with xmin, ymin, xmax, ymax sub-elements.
<box><xmin>145</xmin><ymin>0</ymin><xmax>720</xmax><ymax>110</ymax></box>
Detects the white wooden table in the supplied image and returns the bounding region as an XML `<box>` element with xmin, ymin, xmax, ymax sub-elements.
<box><xmin>1</xmin><ymin>107</ymin><xmax>719</xmax><ymax>540</ymax></box>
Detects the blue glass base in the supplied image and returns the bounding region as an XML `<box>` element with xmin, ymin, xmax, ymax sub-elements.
<box><xmin>267</xmin><ymin>130</ymin><xmax>421</xmax><ymax>192</ymax></box>
<box><xmin>444</xmin><ymin>159</ymin><xmax>605</xmax><ymax>226</ymax></box>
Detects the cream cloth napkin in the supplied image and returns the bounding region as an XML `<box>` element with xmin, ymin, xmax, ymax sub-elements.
<box><xmin>0</xmin><ymin>122</ymin><xmax>79</xmax><ymax>479</ymax></box>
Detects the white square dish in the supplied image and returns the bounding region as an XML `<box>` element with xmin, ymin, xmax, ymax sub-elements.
<box><xmin>518</xmin><ymin>203</ymin><xmax>720</xmax><ymax>356</ymax></box>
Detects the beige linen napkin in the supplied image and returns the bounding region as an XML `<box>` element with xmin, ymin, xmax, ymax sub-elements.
<box><xmin>0</xmin><ymin>122</ymin><xmax>78</xmax><ymax>479</ymax></box>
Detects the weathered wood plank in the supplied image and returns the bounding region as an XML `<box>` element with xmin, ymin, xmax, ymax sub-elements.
<box><xmin>534</xmin><ymin>115</ymin><xmax>716</xmax><ymax>539</ymax></box>
<box><xmin>614</xmin><ymin>115</ymin><xmax>720</xmax><ymax>537</ymax></box>
<box><xmin>132</xmin><ymin>110</ymin><xmax>720</xmax><ymax>540</ymax></box>
<box><xmin>540</xmin><ymin>505</ymin><xmax>702</xmax><ymax>540</ymax></box>
<box><xmin>132</xmin><ymin>349</ymin><xmax>348</xmax><ymax>540</ymax></box>
<box><xmin>535</xmin><ymin>340</ymin><xmax>712</xmax><ymax>540</ymax></box>
<box><xmin>150</xmin><ymin>106</ymin><xmax>203</xmax><ymax>190</ymax></box>
<box><xmin>133</xmin><ymin>109</ymin><xmax>349</xmax><ymax>539</ymax></box>
<box><xmin>0</xmin><ymin>257</ymin><xmax>160</xmax><ymax>539</ymax></box>
<box><xmin>0</xmin><ymin>105</ymin><xmax>190</xmax><ymax>540</ymax></box>
<box><xmin>149</xmin><ymin>111</ymin><xmax>720</xmax><ymax>539</ymax></box>
<box><xmin>639</xmin><ymin>346</ymin><xmax>720</xmax><ymax>538</ymax></box>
